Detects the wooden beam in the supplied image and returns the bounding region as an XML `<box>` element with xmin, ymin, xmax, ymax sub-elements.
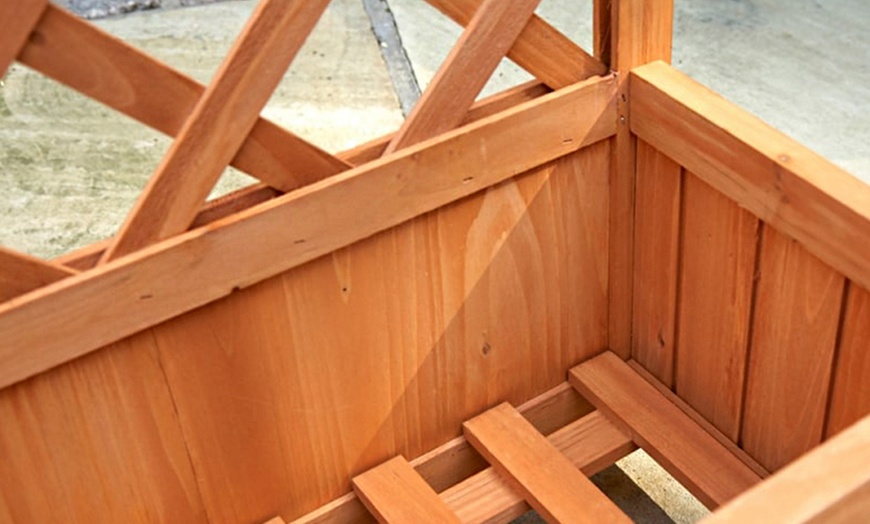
<box><xmin>102</xmin><ymin>0</ymin><xmax>333</xmax><ymax>261</ymax></box>
<box><xmin>0</xmin><ymin>0</ymin><xmax>47</xmax><ymax>76</ymax></box>
<box><xmin>606</xmin><ymin>0</ymin><xmax>674</xmax><ymax>358</ymax></box>
<box><xmin>54</xmin><ymin>81</ymin><xmax>553</xmax><ymax>272</ymax></box>
<box><xmin>383</xmin><ymin>0</ymin><xmax>542</xmax><ymax>154</ymax></box>
<box><xmin>630</xmin><ymin>61</ymin><xmax>870</xmax><ymax>293</ymax></box>
<box><xmin>0</xmin><ymin>247</ymin><xmax>77</xmax><ymax>303</ymax></box>
<box><xmin>424</xmin><ymin>0</ymin><xmax>607</xmax><ymax>89</ymax></box>
<box><xmin>569</xmin><ymin>351</ymin><xmax>762</xmax><ymax>508</ymax></box>
<box><xmin>291</xmin><ymin>382</ymin><xmax>596</xmax><ymax>524</ymax></box>
<box><xmin>0</xmin><ymin>74</ymin><xmax>616</xmax><ymax>390</ymax></box>
<box><xmin>463</xmin><ymin>403</ymin><xmax>630</xmax><ymax>523</ymax></box>
<box><xmin>445</xmin><ymin>410</ymin><xmax>633</xmax><ymax>523</ymax></box>
<box><xmin>353</xmin><ymin>456</ymin><xmax>460</xmax><ymax>523</ymax></box>
<box><xmin>704</xmin><ymin>413</ymin><xmax>870</xmax><ymax>523</ymax></box>
<box><xmin>19</xmin><ymin>6</ymin><xmax>349</xmax><ymax>194</ymax></box>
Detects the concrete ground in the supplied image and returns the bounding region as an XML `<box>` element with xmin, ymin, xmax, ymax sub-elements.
<box><xmin>1</xmin><ymin>0</ymin><xmax>868</xmax><ymax>521</ymax></box>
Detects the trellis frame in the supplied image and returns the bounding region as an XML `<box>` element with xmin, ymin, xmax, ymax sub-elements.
<box><xmin>1</xmin><ymin>0</ymin><xmax>869</xmax><ymax>522</ymax></box>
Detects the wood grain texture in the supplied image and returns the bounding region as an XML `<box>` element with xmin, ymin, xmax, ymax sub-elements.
<box><xmin>676</xmin><ymin>173</ymin><xmax>758</xmax><ymax>441</ymax></box>
<box><xmin>608</xmin><ymin>0</ymin><xmax>673</xmax><ymax>356</ymax></box>
<box><xmin>292</xmin><ymin>382</ymin><xmax>594</xmax><ymax>524</ymax></box>
<box><xmin>0</xmin><ymin>247</ymin><xmax>77</xmax><ymax>303</ymax></box>
<box><xmin>706</xmin><ymin>413</ymin><xmax>870</xmax><ymax>524</ymax></box>
<box><xmin>741</xmin><ymin>227</ymin><xmax>845</xmax><ymax>471</ymax></box>
<box><xmin>570</xmin><ymin>351</ymin><xmax>763</xmax><ymax>509</ymax></box>
<box><xmin>384</xmin><ymin>0</ymin><xmax>541</xmax><ymax>154</ymax></box>
<box><xmin>463</xmin><ymin>403</ymin><xmax>629</xmax><ymax>524</ymax></box>
<box><xmin>353</xmin><ymin>456</ymin><xmax>460</xmax><ymax>523</ymax></box>
<box><xmin>631</xmin><ymin>140</ymin><xmax>681</xmax><ymax>385</ymax></box>
<box><xmin>827</xmin><ymin>284</ymin><xmax>870</xmax><ymax>437</ymax></box>
<box><xmin>424</xmin><ymin>0</ymin><xmax>606</xmax><ymax>89</ymax></box>
<box><xmin>0</xmin><ymin>75</ymin><xmax>615</xmax><ymax>391</ymax></box>
<box><xmin>148</xmin><ymin>144</ymin><xmax>611</xmax><ymax>522</ymax></box>
<box><xmin>628</xmin><ymin>360</ymin><xmax>769</xmax><ymax>479</ymax></box>
<box><xmin>631</xmin><ymin>61</ymin><xmax>870</xmax><ymax>293</ymax></box>
<box><xmin>0</xmin><ymin>0</ymin><xmax>47</xmax><ymax>76</ymax></box>
<box><xmin>444</xmin><ymin>411</ymin><xmax>633</xmax><ymax>524</ymax></box>
<box><xmin>0</xmin><ymin>331</ymin><xmax>207</xmax><ymax>523</ymax></box>
<box><xmin>19</xmin><ymin>6</ymin><xmax>348</xmax><ymax>193</ymax></box>
<box><xmin>103</xmin><ymin>0</ymin><xmax>333</xmax><ymax>261</ymax></box>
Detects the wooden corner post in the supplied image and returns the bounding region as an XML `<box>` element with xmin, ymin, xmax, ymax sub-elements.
<box><xmin>594</xmin><ymin>0</ymin><xmax>673</xmax><ymax>358</ymax></box>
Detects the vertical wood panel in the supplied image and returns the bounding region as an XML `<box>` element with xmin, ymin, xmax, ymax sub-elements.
<box><xmin>741</xmin><ymin>228</ymin><xmax>845</xmax><ymax>471</ymax></box>
<box><xmin>631</xmin><ymin>140</ymin><xmax>681</xmax><ymax>386</ymax></box>
<box><xmin>675</xmin><ymin>173</ymin><xmax>758</xmax><ymax>441</ymax></box>
<box><xmin>0</xmin><ymin>332</ymin><xmax>206</xmax><ymax>523</ymax></box>
<box><xmin>609</xmin><ymin>0</ymin><xmax>674</xmax><ymax>357</ymax></box>
<box><xmin>826</xmin><ymin>283</ymin><xmax>870</xmax><ymax>437</ymax></box>
<box><xmin>152</xmin><ymin>144</ymin><xmax>610</xmax><ymax>523</ymax></box>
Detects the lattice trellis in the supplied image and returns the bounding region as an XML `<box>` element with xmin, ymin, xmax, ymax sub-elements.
<box><xmin>0</xmin><ymin>0</ymin><xmax>608</xmax><ymax>303</ymax></box>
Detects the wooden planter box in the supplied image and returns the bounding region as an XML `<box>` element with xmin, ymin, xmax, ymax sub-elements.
<box><xmin>1</xmin><ymin>1</ymin><xmax>868</xmax><ymax>522</ymax></box>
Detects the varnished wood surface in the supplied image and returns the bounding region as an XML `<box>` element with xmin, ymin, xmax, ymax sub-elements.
<box><xmin>463</xmin><ymin>403</ymin><xmax>630</xmax><ymax>523</ymax></box>
<box><xmin>0</xmin><ymin>247</ymin><xmax>77</xmax><ymax>304</ymax></box>
<box><xmin>571</xmin><ymin>352</ymin><xmax>762</xmax><ymax>509</ymax></box>
<box><xmin>0</xmin><ymin>75</ymin><xmax>616</xmax><ymax>392</ymax></box>
<box><xmin>384</xmin><ymin>0</ymin><xmax>541</xmax><ymax>153</ymax></box>
<box><xmin>0</xmin><ymin>0</ymin><xmax>46</xmax><ymax>76</ymax></box>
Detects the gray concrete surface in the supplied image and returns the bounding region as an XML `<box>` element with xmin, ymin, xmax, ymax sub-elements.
<box><xmin>1</xmin><ymin>1</ymin><xmax>868</xmax><ymax>521</ymax></box>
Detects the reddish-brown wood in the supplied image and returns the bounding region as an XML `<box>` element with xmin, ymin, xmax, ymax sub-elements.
<box><xmin>352</xmin><ymin>456</ymin><xmax>460</xmax><ymax>523</ymax></box>
<box><xmin>631</xmin><ymin>140</ymin><xmax>681</xmax><ymax>386</ymax></box>
<box><xmin>0</xmin><ymin>247</ymin><xmax>77</xmax><ymax>303</ymax></box>
<box><xmin>0</xmin><ymin>0</ymin><xmax>47</xmax><ymax>76</ymax></box>
<box><xmin>424</xmin><ymin>0</ymin><xmax>607</xmax><ymax>89</ymax></box>
<box><xmin>384</xmin><ymin>0</ymin><xmax>541</xmax><ymax>154</ymax></box>
<box><xmin>827</xmin><ymin>284</ymin><xmax>870</xmax><ymax>437</ymax></box>
<box><xmin>463</xmin><ymin>403</ymin><xmax>630</xmax><ymax>523</ymax></box>
<box><xmin>102</xmin><ymin>0</ymin><xmax>333</xmax><ymax>261</ymax></box>
<box><xmin>19</xmin><ymin>6</ymin><xmax>349</xmax><ymax>193</ymax></box>
<box><xmin>741</xmin><ymin>228</ymin><xmax>845</xmax><ymax>471</ymax></box>
<box><xmin>676</xmin><ymin>173</ymin><xmax>758</xmax><ymax>442</ymax></box>
<box><xmin>570</xmin><ymin>351</ymin><xmax>763</xmax><ymax>509</ymax></box>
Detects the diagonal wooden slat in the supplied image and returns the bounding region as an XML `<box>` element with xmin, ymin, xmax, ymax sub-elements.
<box><xmin>0</xmin><ymin>247</ymin><xmax>77</xmax><ymax>303</ymax></box>
<box><xmin>383</xmin><ymin>0</ymin><xmax>542</xmax><ymax>154</ymax></box>
<box><xmin>19</xmin><ymin>5</ymin><xmax>349</xmax><ymax>194</ymax></box>
<box><xmin>102</xmin><ymin>0</ymin><xmax>333</xmax><ymax>262</ymax></box>
<box><xmin>425</xmin><ymin>0</ymin><xmax>607</xmax><ymax>88</ymax></box>
<box><xmin>463</xmin><ymin>403</ymin><xmax>631</xmax><ymax>523</ymax></box>
<box><xmin>0</xmin><ymin>0</ymin><xmax>47</xmax><ymax>77</ymax></box>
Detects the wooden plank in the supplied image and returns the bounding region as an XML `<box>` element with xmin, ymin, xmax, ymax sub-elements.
<box><xmin>608</xmin><ymin>0</ymin><xmax>674</xmax><ymax>357</ymax></box>
<box><xmin>340</xmin><ymin>80</ymin><xmax>550</xmax><ymax>166</ymax></box>
<box><xmin>570</xmin><ymin>351</ymin><xmax>763</xmax><ymax>508</ymax></box>
<box><xmin>383</xmin><ymin>0</ymin><xmax>541</xmax><ymax>154</ymax></box>
<box><xmin>676</xmin><ymin>173</ymin><xmax>758</xmax><ymax>441</ymax></box>
<box><xmin>19</xmin><ymin>6</ymin><xmax>349</xmax><ymax>194</ymax></box>
<box><xmin>592</xmin><ymin>0</ymin><xmax>612</xmax><ymax>66</ymax></box>
<box><xmin>705</xmin><ymin>413</ymin><xmax>870</xmax><ymax>524</ymax></box>
<box><xmin>353</xmin><ymin>456</ymin><xmax>460</xmax><ymax>524</ymax></box>
<box><xmin>444</xmin><ymin>411</ymin><xmax>633</xmax><ymax>523</ymax></box>
<box><xmin>0</xmin><ymin>247</ymin><xmax>77</xmax><ymax>303</ymax></box>
<box><xmin>103</xmin><ymin>0</ymin><xmax>333</xmax><ymax>261</ymax></box>
<box><xmin>264</xmin><ymin>518</ymin><xmax>287</xmax><ymax>524</ymax></box>
<box><xmin>0</xmin><ymin>331</ymin><xmax>207</xmax><ymax>522</ymax></box>
<box><xmin>631</xmin><ymin>140</ymin><xmax>681</xmax><ymax>386</ymax></box>
<box><xmin>0</xmin><ymin>74</ymin><xmax>616</xmax><ymax>390</ymax></box>
<box><xmin>464</xmin><ymin>403</ymin><xmax>628</xmax><ymax>523</ymax></box>
<box><xmin>741</xmin><ymin>227</ymin><xmax>845</xmax><ymax>471</ymax></box>
<box><xmin>628</xmin><ymin>360</ymin><xmax>769</xmax><ymax>479</ymax></box>
<box><xmin>631</xmin><ymin>61</ymin><xmax>870</xmax><ymax>293</ymax></box>
<box><xmin>0</xmin><ymin>0</ymin><xmax>47</xmax><ymax>76</ymax></box>
<box><xmin>827</xmin><ymin>283</ymin><xmax>870</xmax><ymax>437</ymax></box>
<box><xmin>424</xmin><ymin>0</ymin><xmax>607</xmax><ymax>89</ymax></box>
<box><xmin>148</xmin><ymin>142</ymin><xmax>611</xmax><ymax>522</ymax></box>
<box><xmin>292</xmin><ymin>382</ymin><xmax>594</xmax><ymax>524</ymax></box>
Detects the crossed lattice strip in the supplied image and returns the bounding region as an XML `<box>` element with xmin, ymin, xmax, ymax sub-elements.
<box><xmin>0</xmin><ymin>0</ymin><xmax>607</xmax><ymax>302</ymax></box>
